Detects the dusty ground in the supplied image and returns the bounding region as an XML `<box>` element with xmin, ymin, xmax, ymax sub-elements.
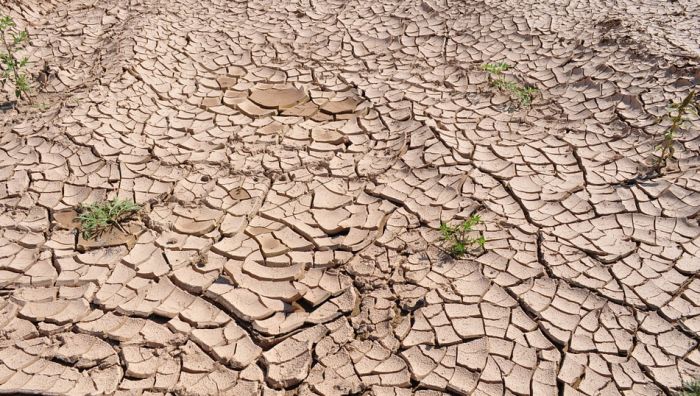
<box><xmin>1</xmin><ymin>0</ymin><xmax>700</xmax><ymax>394</ymax></box>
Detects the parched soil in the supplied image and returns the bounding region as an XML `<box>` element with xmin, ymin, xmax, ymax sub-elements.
<box><xmin>1</xmin><ymin>0</ymin><xmax>700</xmax><ymax>394</ymax></box>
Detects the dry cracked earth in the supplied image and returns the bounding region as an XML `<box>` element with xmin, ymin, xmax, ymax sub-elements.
<box><xmin>1</xmin><ymin>0</ymin><xmax>700</xmax><ymax>395</ymax></box>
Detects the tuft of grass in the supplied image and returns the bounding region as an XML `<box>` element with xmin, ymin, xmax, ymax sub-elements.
<box><xmin>77</xmin><ymin>198</ymin><xmax>141</xmax><ymax>239</ymax></box>
<box><xmin>653</xmin><ymin>90</ymin><xmax>697</xmax><ymax>176</ymax></box>
<box><xmin>482</xmin><ymin>62</ymin><xmax>510</xmax><ymax>74</ymax></box>
<box><xmin>677</xmin><ymin>380</ymin><xmax>700</xmax><ymax>396</ymax></box>
<box><xmin>0</xmin><ymin>15</ymin><xmax>31</xmax><ymax>102</ymax></box>
<box><xmin>439</xmin><ymin>214</ymin><xmax>486</xmax><ymax>258</ymax></box>
<box><xmin>482</xmin><ymin>62</ymin><xmax>537</xmax><ymax>107</ymax></box>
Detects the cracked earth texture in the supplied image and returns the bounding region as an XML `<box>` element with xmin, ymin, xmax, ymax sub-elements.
<box><xmin>1</xmin><ymin>0</ymin><xmax>700</xmax><ymax>395</ymax></box>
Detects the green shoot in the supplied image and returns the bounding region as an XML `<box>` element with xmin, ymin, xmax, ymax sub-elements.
<box><xmin>482</xmin><ymin>62</ymin><xmax>537</xmax><ymax>107</ymax></box>
<box><xmin>78</xmin><ymin>198</ymin><xmax>141</xmax><ymax>239</ymax></box>
<box><xmin>491</xmin><ymin>79</ymin><xmax>537</xmax><ymax>107</ymax></box>
<box><xmin>15</xmin><ymin>73</ymin><xmax>29</xmax><ymax>98</ymax></box>
<box><xmin>482</xmin><ymin>62</ymin><xmax>510</xmax><ymax>74</ymax></box>
<box><xmin>653</xmin><ymin>90</ymin><xmax>697</xmax><ymax>175</ymax></box>
<box><xmin>677</xmin><ymin>380</ymin><xmax>700</xmax><ymax>396</ymax></box>
<box><xmin>0</xmin><ymin>15</ymin><xmax>31</xmax><ymax>102</ymax></box>
<box><xmin>439</xmin><ymin>214</ymin><xmax>485</xmax><ymax>258</ymax></box>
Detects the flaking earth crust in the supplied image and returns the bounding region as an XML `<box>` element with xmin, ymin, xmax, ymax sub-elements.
<box><xmin>1</xmin><ymin>0</ymin><xmax>699</xmax><ymax>395</ymax></box>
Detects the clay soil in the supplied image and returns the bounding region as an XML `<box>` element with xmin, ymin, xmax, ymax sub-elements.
<box><xmin>0</xmin><ymin>0</ymin><xmax>699</xmax><ymax>395</ymax></box>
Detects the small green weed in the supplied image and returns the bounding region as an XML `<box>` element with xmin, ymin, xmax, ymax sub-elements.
<box><xmin>653</xmin><ymin>90</ymin><xmax>697</xmax><ymax>175</ymax></box>
<box><xmin>677</xmin><ymin>380</ymin><xmax>700</xmax><ymax>396</ymax></box>
<box><xmin>78</xmin><ymin>198</ymin><xmax>141</xmax><ymax>239</ymax></box>
<box><xmin>482</xmin><ymin>62</ymin><xmax>510</xmax><ymax>74</ymax></box>
<box><xmin>0</xmin><ymin>15</ymin><xmax>31</xmax><ymax>102</ymax></box>
<box><xmin>439</xmin><ymin>214</ymin><xmax>485</xmax><ymax>258</ymax></box>
<box><xmin>482</xmin><ymin>62</ymin><xmax>537</xmax><ymax>107</ymax></box>
<box><xmin>492</xmin><ymin>79</ymin><xmax>537</xmax><ymax>107</ymax></box>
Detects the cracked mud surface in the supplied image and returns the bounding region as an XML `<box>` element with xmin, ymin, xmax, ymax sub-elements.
<box><xmin>1</xmin><ymin>0</ymin><xmax>700</xmax><ymax>394</ymax></box>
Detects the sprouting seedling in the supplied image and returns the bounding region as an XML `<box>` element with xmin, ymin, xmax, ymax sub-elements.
<box><xmin>491</xmin><ymin>79</ymin><xmax>537</xmax><ymax>107</ymax></box>
<box><xmin>0</xmin><ymin>15</ymin><xmax>31</xmax><ymax>102</ymax></box>
<box><xmin>482</xmin><ymin>62</ymin><xmax>537</xmax><ymax>107</ymax></box>
<box><xmin>439</xmin><ymin>214</ymin><xmax>485</xmax><ymax>258</ymax></box>
<box><xmin>677</xmin><ymin>379</ymin><xmax>700</xmax><ymax>396</ymax></box>
<box><xmin>482</xmin><ymin>62</ymin><xmax>510</xmax><ymax>75</ymax></box>
<box><xmin>653</xmin><ymin>90</ymin><xmax>697</xmax><ymax>175</ymax></box>
<box><xmin>77</xmin><ymin>198</ymin><xmax>141</xmax><ymax>239</ymax></box>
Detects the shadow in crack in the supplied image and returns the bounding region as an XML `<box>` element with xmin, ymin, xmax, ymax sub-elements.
<box><xmin>0</xmin><ymin>101</ymin><xmax>16</xmax><ymax>111</ymax></box>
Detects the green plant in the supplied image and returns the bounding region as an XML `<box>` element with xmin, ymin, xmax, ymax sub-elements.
<box><xmin>677</xmin><ymin>380</ymin><xmax>700</xmax><ymax>396</ymax></box>
<box><xmin>482</xmin><ymin>62</ymin><xmax>510</xmax><ymax>74</ymax></box>
<box><xmin>77</xmin><ymin>198</ymin><xmax>141</xmax><ymax>239</ymax></box>
<box><xmin>653</xmin><ymin>90</ymin><xmax>697</xmax><ymax>175</ymax></box>
<box><xmin>439</xmin><ymin>214</ymin><xmax>486</xmax><ymax>258</ymax></box>
<box><xmin>0</xmin><ymin>15</ymin><xmax>31</xmax><ymax>102</ymax></box>
<box><xmin>482</xmin><ymin>62</ymin><xmax>537</xmax><ymax>107</ymax></box>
